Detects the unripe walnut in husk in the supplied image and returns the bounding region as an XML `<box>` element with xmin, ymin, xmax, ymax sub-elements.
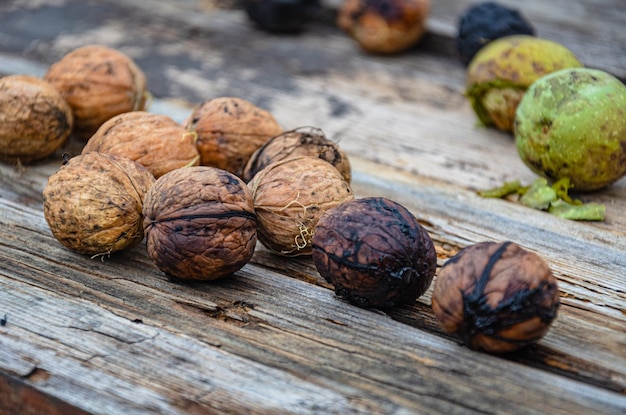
<box><xmin>82</xmin><ymin>111</ymin><xmax>200</xmax><ymax>178</ymax></box>
<box><xmin>0</xmin><ymin>75</ymin><xmax>73</xmax><ymax>163</ymax></box>
<box><xmin>432</xmin><ymin>241</ymin><xmax>560</xmax><ymax>353</ymax></box>
<box><xmin>183</xmin><ymin>97</ymin><xmax>283</xmax><ymax>176</ymax></box>
<box><xmin>143</xmin><ymin>166</ymin><xmax>257</xmax><ymax>281</ymax></box>
<box><xmin>44</xmin><ymin>44</ymin><xmax>148</xmax><ymax>140</ymax></box>
<box><xmin>312</xmin><ymin>197</ymin><xmax>436</xmax><ymax>309</ymax></box>
<box><xmin>43</xmin><ymin>152</ymin><xmax>155</xmax><ymax>256</ymax></box>
<box><xmin>241</xmin><ymin>127</ymin><xmax>351</xmax><ymax>184</ymax></box>
<box><xmin>249</xmin><ymin>156</ymin><xmax>354</xmax><ymax>256</ymax></box>
<box><xmin>337</xmin><ymin>0</ymin><xmax>431</xmax><ymax>54</ymax></box>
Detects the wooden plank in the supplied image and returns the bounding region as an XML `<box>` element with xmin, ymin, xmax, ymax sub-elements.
<box><xmin>1</xmin><ymin>0</ymin><xmax>625</xmax><ymax>413</ymax></box>
<box><xmin>1</xmin><ymin>160</ymin><xmax>625</xmax><ymax>412</ymax></box>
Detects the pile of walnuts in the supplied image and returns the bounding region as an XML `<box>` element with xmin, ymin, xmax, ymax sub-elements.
<box><xmin>1</xmin><ymin>44</ymin><xmax>560</xmax><ymax>355</ymax></box>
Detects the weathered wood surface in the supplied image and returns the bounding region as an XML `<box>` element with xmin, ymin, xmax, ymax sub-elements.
<box><xmin>1</xmin><ymin>0</ymin><xmax>625</xmax><ymax>414</ymax></box>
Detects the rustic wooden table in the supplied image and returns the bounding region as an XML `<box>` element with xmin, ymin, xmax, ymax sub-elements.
<box><xmin>1</xmin><ymin>0</ymin><xmax>625</xmax><ymax>414</ymax></box>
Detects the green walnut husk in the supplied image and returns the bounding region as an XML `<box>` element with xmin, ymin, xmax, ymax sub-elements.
<box><xmin>479</xmin><ymin>178</ymin><xmax>605</xmax><ymax>221</ymax></box>
<box><xmin>515</xmin><ymin>67</ymin><xmax>626</xmax><ymax>192</ymax></box>
<box><xmin>466</xmin><ymin>35</ymin><xmax>582</xmax><ymax>132</ymax></box>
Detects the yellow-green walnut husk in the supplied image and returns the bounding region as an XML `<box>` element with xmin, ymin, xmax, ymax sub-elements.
<box><xmin>466</xmin><ymin>35</ymin><xmax>582</xmax><ymax>132</ymax></box>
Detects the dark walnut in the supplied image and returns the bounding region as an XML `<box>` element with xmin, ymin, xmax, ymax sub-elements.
<box><xmin>243</xmin><ymin>0</ymin><xmax>321</xmax><ymax>33</ymax></box>
<box><xmin>241</xmin><ymin>127</ymin><xmax>352</xmax><ymax>184</ymax></box>
<box><xmin>44</xmin><ymin>44</ymin><xmax>148</xmax><ymax>140</ymax></box>
<box><xmin>432</xmin><ymin>241</ymin><xmax>560</xmax><ymax>353</ymax></box>
<box><xmin>249</xmin><ymin>156</ymin><xmax>354</xmax><ymax>257</ymax></box>
<box><xmin>82</xmin><ymin>111</ymin><xmax>200</xmax><ymax>178</ymax></box>
<box><xmin>337</xmin><ymin>0</ymin><xmax>431</xmax><ymax>54</ymax></box>
<box><xmin>43</xmin><ymin>152</ymin><xmax>155</xmax><ymax>256</ymax></box>
<box><xmin>0</xmin><ymin>75</ymin><xmax>73</xmax><ymax>163</ymax></box>
<box><xmin>456</xmin><ymin>2</ymin><xmax>535</xmax><ymax>66</ymax></box>
<box><xmin>312</xmin><ymin>197</ymin><xmax>436</xmax><ymax>309</ymax></box>
<box><xmin>183</xmin><ymin>97</ymin><xmax>283</xmax><ymax>176</ymax></box>
<box><xmin>143</xmin><ymin>166</ymin><xmax>257</xmax><ymax>281</ymax></box>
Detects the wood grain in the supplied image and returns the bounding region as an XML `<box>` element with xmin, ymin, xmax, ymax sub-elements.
<box><xmin>1</xmin><ymin>0</ymin><xmax>625</xmax><ymax>413</ymax></box>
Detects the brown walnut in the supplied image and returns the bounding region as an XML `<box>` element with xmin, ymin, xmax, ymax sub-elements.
<box><xmin>0</xmin><ymin>74</ymin><xmax>73</xmax><ymax>163</ymax></box>
<box><xmin>82</xmin><ymin>111</ymin><xmax>200</xmax><ymax>178</ymax></box>
<box><xmin>143</xmin><ymin>166</ymin><xmax>257</xmax><ymax>281</ymax></box>
<box><xmin>249</xmin><ymin>156</ymin><xmax>354</xmax><ymax>256</ymax></box>
<box><xmin>44</xmin><ymin>44</ymin><xmax>148</xmax><ymax>140</ymax></box>
<box><xmin>43</xmin><ymin>152</ymin><xmax>155</xmax><ymax>256</ymax></box>
<box><xmin>312</xmin><ymin>197</ymin><xmax>436</xmax><ymax>308</ymax></box>
<box><xmin>183</xmin><ymin>97</ymin><xmax>283</xmax><ymax>176</ymax></box>
<box><xmin>337</xmin><ymin>0</ymin><xmax>431</xmax><ymax>54</ymax></box>
<box><xmin>431</xmin><ymin>241</ymin><xmax>560</xmax><ymax>353</ymax></box>
<box><xmin>241</xmin><ymin>127</ymin><xmax>352</xmax><ymax>184</ymax></box>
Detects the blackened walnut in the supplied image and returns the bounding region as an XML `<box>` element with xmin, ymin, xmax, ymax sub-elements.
<box><xmin>312</xmin><ymin>197</ymin><xmax>436</xmax><ymax>309</ymax></box>
<box><xmin>432</xmin><ymin>241</ymin><xmax>560</xmax><ymax>353</ymax></box>
<box><xmin>243</xmin><ymin>0</ymin><xmax>321</xmax><ymax>33</ymax></box>
<box><xmin>43</xmin><ymin>152</ymin><xmax>155</xmax><ymax>256</ymax></box>
<box><xmin>143</xmin><ymin>166</ymin><xmax>257</xmax><ymax>281</ymax></box>
<box><xmin>242</xmin><ymin>127</ymin><xmax>351</xmax><ymax>183</ymax></box>
<box><xmin>456</xmin><ymin>2</ymin><xmax>535</xmax><ymax>65</ymax></box>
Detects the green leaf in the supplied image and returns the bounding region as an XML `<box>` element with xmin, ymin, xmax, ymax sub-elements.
<box><xmin>478</xmin><ymin>181</ymin><xmax>524</xmax><ymax>198</ymax></box>
<box><xmin>551</xmin><ymin>178</ymin><xmax>582</xmax><ymax>205</ymax></box>
<box><xmin>519</xmin><ymin>178</ymin><xmax>557</xmax><ymax>210</ymax></box>
<box><xmin>548</xmin><ymin>199</ymin><xmax>606</xmax><ymax>221</ymax></box>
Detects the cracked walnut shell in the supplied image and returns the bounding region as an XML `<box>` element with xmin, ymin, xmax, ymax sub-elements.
<box><xmin>143</xmin><ymin>166</ymin><xmax>257</xmax><ymax>281</ymax></box>
<box><xmin>432</xmin><ymin>241</ymin><xmax>560</xmax><ymax>353</ymax></box>
<box><xmin>183</xmin><ymin>97</ymin><xmax>283</xmax><ymax>176</ymax></box>
<box><xmin>0</xmin><ymin>74</ymin><xmax>73</xmax><ymax>163</ymax></box>
<box><xmin>82</xmin><ymin>111</ymin><xmax>200</xmax><ymax>178</ymax></box>
<box><xmin>44</xmin><ymin>44</ymin><xmax>148</xmax><ymax>140</ymax></box>
<box><xmin>249</xmin><ymin>156</ymin><xmax>354</xmax><ymax>256</ymax></box>
<box><xmin>43</xmin><ymin>152</ymin><xmax>155</xmax><ymax>256</ymax></box>
<box><xmin>241</xmin><ymin>127</ymin><xmax>351</xmax><ymax>184</ymax></box>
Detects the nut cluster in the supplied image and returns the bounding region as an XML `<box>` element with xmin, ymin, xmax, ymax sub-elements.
<box><xmin>7</xmin><ymin>41</ymin><xmax>569</xmax><ymax>360</ymax></box>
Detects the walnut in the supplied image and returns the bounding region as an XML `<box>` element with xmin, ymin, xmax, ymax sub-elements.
<box><xmin>241</xmin><ymin>127</ymin><xmax>352</xmax><ymax>183</ymax></box>
<box><xmin>183</xmin><ymin>97</ymin><xmax>283</xmax><ymax>175</ymax></box>
<box><xmin>0</xmin><ymin>74</ymin><xmax>73</xmax><ymax>163</ymax></box>
<box><xmin>431</xmin><ymin>241</ymin><xmax>560</xmax><ymax>353</ymax></box>
<box><xmin>248</xmin><ymin>156</ymin><xmax>354</xmax><ymax>256</ymax></box>
<box><xmin>143</xmin><ymin>166</ymin><xmax>257</xmax><ymax>281</ymax></box>
<box><xmin>44</xmin><ymin>45</ymin><xmax>148</xmax><ymax>140</ymax></box>
<box><xmin>337</xmin><ymin>0</ymin><xmax>431</xmax><ymax>54</ymax></box>
<box><xmin>43</xmin><ymin>152</ymin><xmax>155</xmax><ymax>256</ymax></box>
<box><xmin>82</xmin><ymin>111</ymin><xmax>200</xmax><ymax>178</ymax></box>
<box><xmin>312</xmin><ymin>197</ymin><xmax>436</xmax><ymax>308</ymax></box>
